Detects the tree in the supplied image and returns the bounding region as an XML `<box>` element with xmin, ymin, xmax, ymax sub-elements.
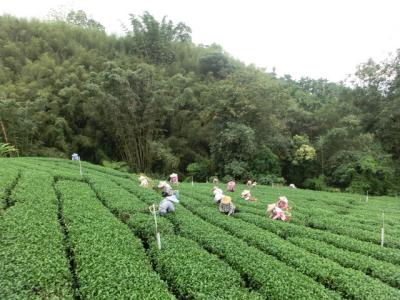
<box><xmin>211</xmin><ymin>122</ymin><xmax>256</xmax><ymax>179</ymax></box>
<box><xmin>128</xmin><ymin>12</ymin><xmax>191</xmax><ymax>64</ymax></box>
<box><xmin>199</xmin><ymin>52</ymin><xmax>235</xmax><ymax>78</ymax></box>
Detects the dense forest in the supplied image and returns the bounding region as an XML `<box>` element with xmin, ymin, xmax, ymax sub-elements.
<box><xmin>0</xmin><ymin>11</ymin><xmax>399</xmax><ymax>195</ymax></box>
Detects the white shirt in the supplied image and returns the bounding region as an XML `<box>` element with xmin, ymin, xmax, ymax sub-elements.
<box><xmin>213</xmin><ymin>188</ymin><xmax>223</xmax><ymax>201</ymax></box>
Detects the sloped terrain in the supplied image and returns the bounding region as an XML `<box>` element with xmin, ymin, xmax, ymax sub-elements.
<box><xmin>1</xmin><ymin>157</ymin><xmax>399</xmax><ymax>299</ymax></box>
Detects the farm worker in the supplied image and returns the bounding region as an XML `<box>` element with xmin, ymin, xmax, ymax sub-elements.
<box><xmin>157</xmin><ymin>181</ymin><xmax>173</xmax><ymax>195</ymax></box>
<box><xmin>251</xmin><ymin>181</ymin><xmax>257</xmax><ymax>187</ymax></box>
<box><xmin>159</xmin><ymin>189</ymin><xmax>179</xmax><ymax>216</ymax></box>
<box><xmin>289</xmin><ymin>183</ymin><xmax>297</xmax><ymax>189</ymax></box>
<box><xmin>212</xmin><ymin>186</ymin><xmax>224</xmax><ymax>204</ymax></box>
<box><xmin>219</xmin><ymin>196</ymin><xmax>235</xmax><ymax>216</ymax></box>
<box><xmin>212</xmin><ymin>177</ymin><xmax>219</xmax><ymax>184</ymax></box>
<box><xmin>227</xmin><ymin>180</ymin><xmax>236</xmax><ymax>192</ymax></box>
<box><xmin>246</xmin><ymin>180</ymin><xmax>252</xmax><ymax>186</ymax></box>
<box><xmin>139</xmin><ymin>174</ymin><xmax>150</xmax><ymax>188</ymax></box>
<box><xmin>240</xmin><ymin>189</ymin><xmax>256</xmax><ymax>201</ymax></box>
<box><xmin>267</xmin><ymin>196</ymin><xmax>291</xmax><ymax>221</ymax></box>
<box><xmin>169</xmin><ymin>173</ymin><xmax>179</xmax><ymax>184</ymax></box>
<box><xmin>71</xmin><ymin>153</ymin><xmax>79</xmax><ymax>161</ymax></box>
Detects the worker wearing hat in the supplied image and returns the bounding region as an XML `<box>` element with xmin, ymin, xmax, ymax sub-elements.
<box><xmin>212</xmin><ymin>186</ymin><xmax>224</xmax><ymax>204</ymax></box>
<box><xmin>219</xmin><ymin>196</ymin><xmax>235</xmax><ymax>216</ymax></box>
<box><xmin>157</xmin><ymin>181</ymin><xmax>179</xmax><ymax>216</ymax></box>
<box><xmin>226</xmin><ymin>180</ymin><xmax>236</xmax><ymax>192</ymax></box>
<box><xmin>139</xmin><ymin>174</ymin><xmax>150</xmax><ymax>188</ymax></box>
<box><xmin>169</xmin><ymin>173</ymin><xmax>179</xmax><ymax>184</ymax></box>
<box><xmin>267</xmin><ymin>196</ymin><xmax>291</xmax><ymax>221</ymax></box>
<box><xmin>240</xmin><ymin>189</ymin><xmax>256</xmax><ymax>201</ymax></box>
<box><xmin>157</xmin><ymin>181</ymin><xmax>172</xmax><ymax>195</ymax></box>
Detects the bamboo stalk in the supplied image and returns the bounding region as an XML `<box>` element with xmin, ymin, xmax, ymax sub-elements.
<box><xmin>0</xmin><ymin>119</ymin><xmax>9</xmax><ymax>143</ymax></box>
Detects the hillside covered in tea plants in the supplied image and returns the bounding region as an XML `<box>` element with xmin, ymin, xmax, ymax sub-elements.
<box><xmin>1</xmin><ymin>157</ymin><xmax>399</xmax><ymax>299</ymax></box>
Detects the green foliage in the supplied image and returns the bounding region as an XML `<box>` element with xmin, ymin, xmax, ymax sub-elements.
<box><xmin>0</xmin><ymin>141</ymin><xmax>18</xmax><ymax>157</ymax></box>
<box><xmin>250</xmin><ymin>145</ymin><xmax>281</xmax><ymax>177</ymax></box>
<box><xmin>289</xmin><ymin>237</ymin><xmax>400</xmax><ymax>288</ymax></box>
<box><xmin>0</xmin><ymin>13</ymin><xmax>399</xmax><ymax>194</ymax></box>
<box><xmin>328</xmin><ymin>150</ymin><xmax>394</xmax><ymax>194</ymax></box>
<box><xmin>66</xmin><ymin>10</ymin><xmax>105</xmax><ymax>31</ymax></box>
<box><xmin>186</xmin><ymin>161</ymin><xmax>209</xmax><ymax>181</ymax></box>
<box><xmin>101</xmin><ymin>160</ymin><xmax>129</xmax><ymax>172</ymax></box>
<box><xmin>303</xmin><ymin>175</ymin><xmax>329</xmax><ymax>191</ymax></box>
<box><xmin>293</xmin><ymin>144</ymin><xmax>316</xmax><ymax>165</ymax></box>
<box><xmin>149</xmin><ymin>235</ymin><xmax>261</xmax><ymax>299</ymax></box>
<box><xmin>56</xmin><ymin>180</ymin><xmax>173</xmax><ymax>299</ymax></box>
<box><xmin>128</xmin><ymin>11</ymin><xmax>191</xmax><ymax>64</ymax></box>
<box><xmin>257</xmin><ymin>174</ymin><xmax>286</xmax><ymax>185</ymax></box>
<box><xmin>0</xmin><ymin>170</ymin><xmax>74</xmax><ymax>299</ymax></box>
<box><xmin>2</xmin><ymin>158</ymin><xmax>400</xmax><ymax>299</ymax></box>
<box><xmin>211</xmin><ymin>122</ymin><xmax>256</xmax><ymax>179</ymax></box>
<box><xmin>181</xmin><ymin>192</ymin><xmax>400</xmax><ymax>299</ymax></box>
<box><xmin>199</xmin><ymin>52</ymin><xmax>235</xmax><ymax>78</ymax></box>
<box><xmin>224</xmin><ymin>159</ymin><xmax>249</xmax><ymax>179</ymax></box>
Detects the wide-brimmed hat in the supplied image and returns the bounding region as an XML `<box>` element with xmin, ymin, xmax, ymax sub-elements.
<box><xmin>278</xmin><ymin>196</ymin><xmax>288</xmax><ymax>203</ymax></box>
<box><xmin>221</xmin><ymin>196</ymin><xmax>232</xmax><ymax>204</ymax></box>
<box><xmin>241</xmin><ymin>190</ymin><xmax>251</xmax><ymax>197</ymax></box>
<box><xmin>139</xmin><ymin>175</ymin><xmax>147</xmax><ymax>181</ymax></box>
<box><xmin>158</xmin><ymin>181</ymin><xmax>167</xmax><ymax>188</ymax></box>
<box><xmin>170</xmin><ymin>173</ymin><xmax>177</xmax><ymax>177</ymax></box>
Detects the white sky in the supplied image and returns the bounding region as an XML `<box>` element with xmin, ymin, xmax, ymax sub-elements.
<box><xmin>1</xmin><ymin>0</ymin><xmax>399</xmax><ymax>82</ymax></box>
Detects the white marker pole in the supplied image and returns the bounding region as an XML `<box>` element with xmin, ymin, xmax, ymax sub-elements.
<box><xmin>149</xmin><ymin>204</ymin><xmax>161</xmax><ymax>250</ymax></box>
<box><xmin>191</xmin><ymin>176</ymin><xmax>194</xmax><ymax>187</ymax></box>
<box><xmin>381</xmin><ymin>212</ymin><xmax>385</xmax><ymax>247</ymax></box>
<box><xmin>78</xmin><ymin>156</ymin><xmax>83</xmax><ymax>177</ymax></box>
<box><xmin>366</xmin><ymin>190</ymin><xmax>369</xmax><ymax>203</ymax></box>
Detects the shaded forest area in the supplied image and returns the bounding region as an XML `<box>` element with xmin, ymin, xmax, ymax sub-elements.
<box><xmin>1</xmin><ymin>12</ymin><xmax>399</xmax><ymax>195</ymax></box>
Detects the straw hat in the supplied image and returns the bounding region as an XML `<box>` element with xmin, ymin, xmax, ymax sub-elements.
<box><xmin>241</xmin><ymin>190</ymin><xmax>250</xmax><ymax>197</ymax></box>
<box><xmin>139</xmin><ymin>175</ymin><xmax>146</xmax><ymax>181</ymax></box>
<box><xmin>220</xmin><ymin>196</ymin><xmax>232</xmax><ymax>205</ymax></box>
<box><xmin>278</xmin><ymin>196</ymin><xmax>288</xmax><ymax>203</ymax></box>
<box><xmin>158</xmin><ymin>181</ymin><xmax>167</xmax><ymax>188</ymax></box>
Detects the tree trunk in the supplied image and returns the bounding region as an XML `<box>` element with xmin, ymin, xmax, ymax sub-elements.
<box><xmin>0</xmin><ymin>119</ymin><xmax>9</xmax><ymax>143</ymax></box>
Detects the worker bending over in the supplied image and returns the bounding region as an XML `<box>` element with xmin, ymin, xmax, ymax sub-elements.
<box><xmin>139</xmin><ymin>174</ymin><xmax>150</xmax><ymax>188</ymax></box>
<box><xmin>267</xmin><ymin>196</ymin><xmax>291</xmax><ymax>221</ymax></box>
<box><xmin>212</xmin><ymin>186</ymin><xmax>224</xmax><ymax>204</ymax></box>
<box><xmin>219</xmin><ymin>196</ymin><xmax>235</xmax><ymax>216</ymax></box>
<box><xmin>157</xmin><ymin>181</ymin><xmax>179</xmax><ymax>216</ymax></box>
<box><xmin>227</xmin><ymin>180</ymin><xmax>236</xmax><ymax>192</ymax></box>
<box><xmin>240</xmin><ymin>190</ymin><xmax>257</xmax><ymax>201</ymax></box>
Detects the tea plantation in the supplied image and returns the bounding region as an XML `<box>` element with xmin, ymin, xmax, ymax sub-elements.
<box><xmin>1</xmin><ymin>157</ymin><xmax>399</xmax><ymax>299</ymax></box>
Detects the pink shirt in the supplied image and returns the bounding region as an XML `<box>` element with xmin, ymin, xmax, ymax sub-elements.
<box><xmin>227</xmin><ymin>181</ymin><xmax>236</xmax><ymax>191</ymax></box>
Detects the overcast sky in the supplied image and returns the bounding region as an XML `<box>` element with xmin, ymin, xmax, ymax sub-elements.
<box><xmin>1</xmin><ymin>0</ymin><xmax>399</xmax><ymax>82</ymax></box>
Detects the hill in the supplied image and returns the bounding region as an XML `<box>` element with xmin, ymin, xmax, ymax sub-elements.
<box><xmin>1</xmin><ymin>14</ymin><xmax>400</xmax><ymax>194</ymax></box>
<box><xmin>1</xmin><ymin>157</ymin><xmax>400</xmax><ymax>299</ymax></box>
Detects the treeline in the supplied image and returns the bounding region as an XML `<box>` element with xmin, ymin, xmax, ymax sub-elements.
<box><xmin>0</xmin><ymin>12</ymin><xmax>399</xmax><ymax>195</ymax></box>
